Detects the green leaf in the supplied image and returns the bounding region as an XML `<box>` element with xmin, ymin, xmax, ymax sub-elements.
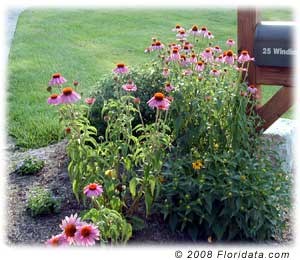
<box><xmin>169</xmin><ymin>214</ymin><xmax>178</xmax><ymax>233</ymax></box>
<box><xmin>187</xmin><ymin>226</ymin><xmax>199</xmax><ymax>241</ymax></box>
<box><xmin>129</xmin><ymin>178</ymin><xmax>137</xmax><ymax>198</ymax></box>
<box><xmin>148</xmin><ymin>176</ymin><xmax>156</xmax><ymax>196</ymax></box>
<box><xmin>145</xmin><ymin>192</ymin><xmax>153</xmax><ymax>216</ymax></box>
<box><xmin>127</xmin><ymin>216</ymin><xmax>145</xmax><ymax>231</ymax></box>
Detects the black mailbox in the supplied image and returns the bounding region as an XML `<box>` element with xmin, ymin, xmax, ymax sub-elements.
<box><xmin>254</xmin><ymin>22</ymin><xmax>295</xmax><ymax>67</ymax></box>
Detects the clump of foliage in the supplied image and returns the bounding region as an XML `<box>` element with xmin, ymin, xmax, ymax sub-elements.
<box><xmin>14</xmin><ymin>156</ymin><xmax>44</xmax><ymax>175</ymax></box>
<box><xmin>27</xmin><ymin>187</ymin><xmax>60</xmax><ymax>217</ymax></box>
<box><xmin>49</xmin><ymin>23</ymin><xmax>291</xmax><ymax>243</ymax></box>
<box><xmin>89</xmin><ymin>62</ymin><xmax>165</xmax><ymax>136</ymax></box>
<box><xmin>82</xmin><ymin>207</ymin><xmax>132</xmax><ymax>244</ymax></box>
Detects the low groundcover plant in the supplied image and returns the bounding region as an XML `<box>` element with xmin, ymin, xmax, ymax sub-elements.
<box><xmin>45</xmin><ymin>23</ymin><xmax>291</xmax><ymax>245</ymax></box>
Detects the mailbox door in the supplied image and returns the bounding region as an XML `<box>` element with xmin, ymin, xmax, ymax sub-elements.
<box><xmin>254</xmin><ymin>22</ymin><xmax>294</xmax><ymax>68</ymax></box>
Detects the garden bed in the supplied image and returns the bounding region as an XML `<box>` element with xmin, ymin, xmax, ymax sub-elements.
<box><xmin>6</xmin><ymin>140</ymin><xmax>188</xmax><ymax>244</ymax></box>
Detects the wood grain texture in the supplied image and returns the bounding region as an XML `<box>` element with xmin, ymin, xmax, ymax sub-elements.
<box><xmin>237</xmin><ymin>9</ymin><xmax>293</xmax><ymax>131</ymax></box>
<box><xmin>256</xmin><ymin>86</ymin><xmax>293</xmax><ymax>131</ymax></box>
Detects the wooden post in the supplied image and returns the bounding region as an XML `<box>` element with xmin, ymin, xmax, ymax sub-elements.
<box><xmin>237</xmin><ymin>9</ymin><xmax>293</xmax><ymax>131</ymax></box>
<box><xmin>237</xmin><ymin>9</ymin><xmax>262</xmax><ymax>105</ymax></box>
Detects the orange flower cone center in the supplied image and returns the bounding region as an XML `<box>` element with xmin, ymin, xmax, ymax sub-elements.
<box><xmin>197</xmin><ymin>61</ymin><xmax>203</xmax><ymax>66</ymax></box>
<box><xmin>172</xmin><ymin>49</ymin><xmax>178</xmax><ymax>54</ymax></box>
<box><xmin>226</xmin><ymin>50</ymin><xmax>234</xmax><ymax>57</ymax></box>
<box><xmin>52</xmin><ymin>73</ymin><xmax>61</xmax><ymax>79</ymax></box>
<box><xmin>155</xmin><ymin>41</ymin><xmax>161</xmax><ymax>46</ymax></box>
<box><xmin>50</xmin><ymin>94</ymin><xmax>59</xmax><ymax>99</ymax></box>
<box><xmin>175</xmin><ymin>24</ymin><xmax>181</xmax><ymax>29</ymax></box>
<box><xmin>205</xmin><ymin>48</ymin><xmax>211</xmax><ymax>53</ymax></box>
<box><xmin>117</xmin><ymin>63</ymin><xmax>125</xmax><ymax>68</ymax></box>
<box><xmin>154</xmin><ymin>92</ymin><xmax>165</xmax><ymax>101</ymax></box>
<box><xmin>165</xmin><ymin>82</ymin><xmax>171</xmax><ymax>87</ymax></box>
<box><xmin>64</xmin><ymin>224</ymin><xmax>77</xmax><ymax>237</ymax></box>
<box><xmin>201</xmin><ymin>27</ymin><xmax>207</xmax><ymax>31</ymax></box>
<box><xmin>62</xmin><ymin>87</ymin><xmax>73</xmax><ymax>96</ymax></box>
<box><xmin>88</xmin><ymin>184</ymin><xmax>97</xmax><ymax>190</ymax></box>
<box><xmin>192</xmin><ymin>25</ymin><xmax>198</xmax><ymax>31</ymax></box>
<box><xmin>242</xmin><ymin>50</ymin><xmax>249</xmax><ymax>55</ymax></box>
<box><xmin>215</xmin><ymin>46</ymin><xmax>220</xmax><ymax>49</ymax></box>
<box><xmin>212</xmin><ymin>69</ymin><xmax>218</xmax><ymax>73</ymax></box>
<box><xmin>51</xmin><ymin>237</ymin><xmax>60</xmax><ymax>246</ymax></box>
<box><xmin>80</xmin><ymin>226</ymin><xmax>92</xmax><ymax>238</ymax></box>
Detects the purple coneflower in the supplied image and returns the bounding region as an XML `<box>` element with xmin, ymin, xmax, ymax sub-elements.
<box><xmin>201</xmin><ymin>48</ymin><xmax>213</xmax><ymax>61</ymax></box>
<box><xmin>195</xmin><ymin>61</ymin><xmax>205</xmax><ymax>72</ymax></box>
<box><xmin>48</xmin><ymin>73</ymin><xmax>67</xmax><ymax>86</ymax></box>
<box><xmin>60</xmin><ymin>214</ymin><xmax>82</xmax><ymax>245</ymax></box>
<box><xmin>188</xmin><ymin>25</ymin><xmax>201</xmax><ymax>36</ymax></box>
<box><xmin>247</xmin><ymin>85</ymin><xmax>258</xmax><ymax>95</ymax></box>
<box><xmin>182</xmin><ymin>45</ymin><xmax>191</xmax><ymax>53</ymax></box>
<box><xmin>47</xmin><ymin>93</ymin><xmax>61</xmax><ymax>105</ymax></box>
<box><xmin>162</xmin><ymin>67</ymin><xmax>170</xmax><ymax>77</ymax></box>
<box><xmin>205</xmin><ymin>31</ymin><xmax>214</xmax><ymax>39</ymax></box>
<box><xmin>165</xmin><ymin>82</ymin><xmax>175</xmax><ymax>92</ymax></box>
<box><xmin>113</xmin><ymin>63</ymin><xmax>129</xmax><ymax>74</ymax></box>
<box><xmin>75</xmin><ymin>224</ymin><xmax>100</xmax><ymax>246</ymax></box>
<box><xmin>176</xmin><ymin>29</ymin><xmax>188</xmax><ymax>39</ymax></box>
<box><xmin>122</xmin><ymin>80</ymin><xmax>137</xmax><ymax>92</ymax></box>
<box><xmin>226</xmin><ymin>39</ymin><xmax>235</xmax><ymax>46</ymax></box>
<box><xmin>83</xmin><ymin>183</ymin><xmax>103</xmax><ymax>198</ymax></box>
<box><xmin>213</xmin><ymin>46</ymin><xmax>222</xmax><ymax>53</ymax></box>
<box><xmin>180</xmin><ymin>54</ymin><xmax>189</xmax><ymax>67</ymax></box>
<box><xmin>188</xmin><ymin>53</ymin><xmax>197</xmax><ymax>64</ymax></box>
<box><xmin>169</xmin><ymin>48</ymin><xmax>181</xmax><ymax>61</ymax></box>
<box><xmin>215</xmin><ymin>55</ymin><xmax>224</xmax><ymax>63</ymax></box>
<box><xmin>199</xmin><ymin>26</ymin><xmax>208</xmax><ymax>36</ymax></box>
<box><xmin>182</xmin><ymin>69</ymin><xmax>193</xmax><ymax>76</ymax></box>
<box><xmin>238</xmin><ymin>50</ymin><xmax>254</xmax><ymax>63</ymax></box>
<box><xmin>85</xmin><ymin>97</ymin><xmax>96</xmax><ymax>105</ymax></box>
<box><xmin>147</xmin><ymin>92</ymin><xmax>170</xmax><ymax>110</ymax></box>
<box><xmin>172</xmin><ymin>24</ymin><xmax>183</xmax><ymax>32</ymax></box>
<box><xmin>45</xmin><ymin>234</ymin><xmax>68</xmax><ymax>247</ymax></box>
<box><xmin>151</xmin><ymin>41</ymin><xmax>164</xmax><ymax>51</ymax></box>
<box><xmin>59</xmin><ymin>87</ymin><xmax>81</xmax><ymax>104</ymax></box>
<box><xmin>224</xmin><ymin>50</ymin><xmax>235</xmax><ymax>65</ymax></box>
<box><xmin>210</xmin><ymin>69</ymin><xmax>221</xmax><ymax>77</ymax></box>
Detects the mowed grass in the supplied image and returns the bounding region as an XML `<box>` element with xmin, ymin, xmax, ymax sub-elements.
<box><xmin>8</xmin><ymin>8</ymin><xmax>293</xmax><ymax>148</ymax></box>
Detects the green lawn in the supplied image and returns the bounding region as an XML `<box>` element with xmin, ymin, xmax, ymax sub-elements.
<box><xmin>8</xmin><ymin>8</ymin><xmax>294</xmax><ymax>148</ymax></box>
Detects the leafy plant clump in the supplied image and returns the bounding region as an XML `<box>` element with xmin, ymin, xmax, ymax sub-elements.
<box><xmin>46</xmin><ymin>22</ymin><xmax>291</xmax><ymax>244</ymax></box>
<box><xmin>14</xmin><ymin>156</ymin><xmax>44</xmax><ymax>175</ymax></box>
<box><xmin>27</xmin><ymin>187</ymin><xmax>60</xmax><ymax>217</ymax></box>
<box><xmin>82</xmin><ymin>207</ymin><xmax>132</xmax><ymax>244</ymax></box>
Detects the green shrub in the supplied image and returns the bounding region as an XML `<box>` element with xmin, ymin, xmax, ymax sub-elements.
<box><xmin>89</xmin><ymin>61</ymin><xmax>165</xmax><ymax>136</ymax></box>
<box><xmin>14</xmin><ymin>156</ymin><xmax>44</xmax><ymax>175</ymax></box>
<box><xmin>55</xmin><ymin>23</ymin><xmax>291</xmax><ymax>242</ymax></box>
<box><xmin>27</xmin><ymin>187</ymin><xmax>60</xmax><ymax>217</ymax></box>
<box><xmin>82</xmin><ymin>207</ymin><xmax>132</xmax><ymax>244</ymax></box>
<box><xmin>159</xmin><ymin>143</ymin><xmax>291</xmax><ymax>241</ymax></box>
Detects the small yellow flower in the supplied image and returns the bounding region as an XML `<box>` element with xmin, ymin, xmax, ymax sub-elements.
<box><xmin>240</xmin><ymin>175</ymin><xmax>246</xmax><ymax>181</ymax></box>
<box><xmin>105</xmin><ymin>169</ymin><xmax>117</xmax><ymax>179</ymax></box>
<box><xmin>214</xmin><ymin>143</ymin><xmax>219</xmax><ymax>149</ymax></box>
<box><xmin>192</xmin><ymin>160</ymin><xmax>203</xmax><ymax>170</ymax></box>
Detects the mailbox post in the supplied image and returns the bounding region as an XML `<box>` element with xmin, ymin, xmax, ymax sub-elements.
<box><xmin>237</xmin><ymin>9</ymin><xmax>294</xmax><ymax>131</ymax></box>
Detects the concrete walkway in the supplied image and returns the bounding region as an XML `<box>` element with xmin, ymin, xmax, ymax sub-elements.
<box><xmin>6</xmin><ymin>8</ymin><xmax>25</xmax><ymax>56</ymax></box>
